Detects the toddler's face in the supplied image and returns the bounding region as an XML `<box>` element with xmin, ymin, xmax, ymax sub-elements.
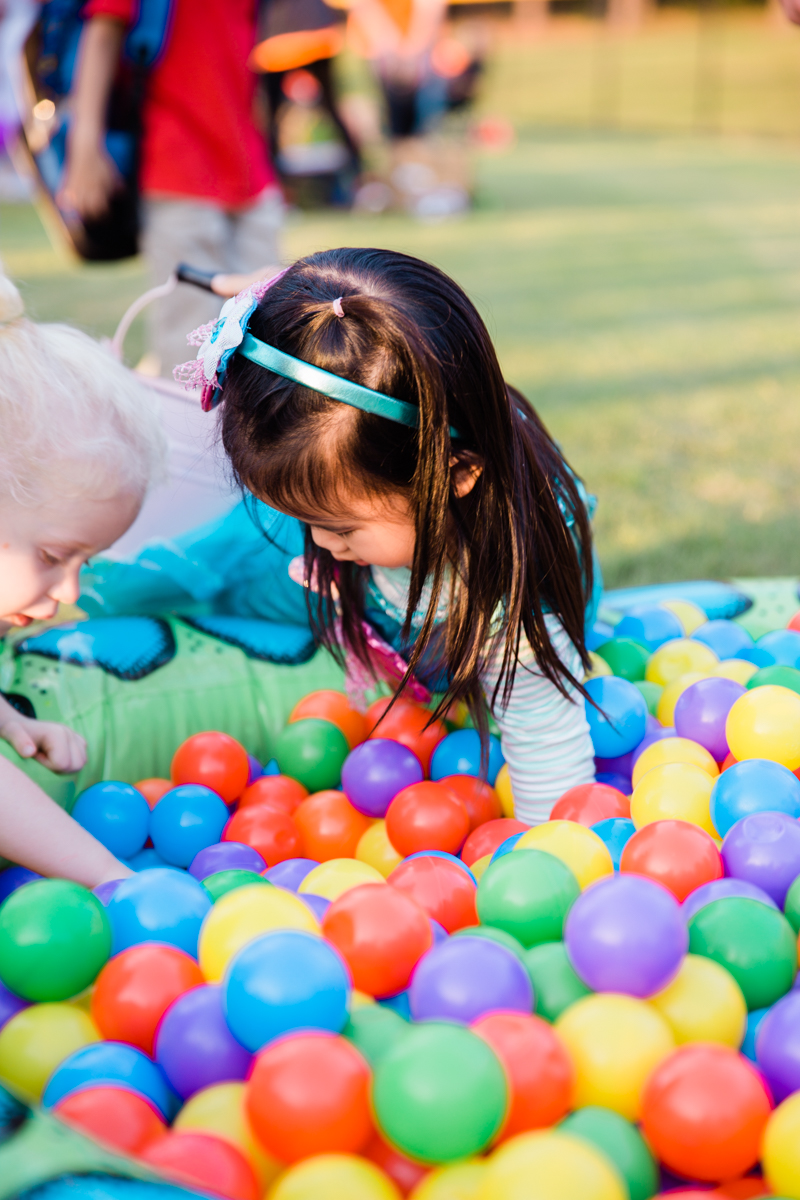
<box><xmin>279</xmin><ymin>490</ymin><xmax>417</xmax><ymax>571</ymax></box>
<box><xmin>0</xmin><ymin>491</ymin><xmax>140</xmax><ymax>628</ymax></box>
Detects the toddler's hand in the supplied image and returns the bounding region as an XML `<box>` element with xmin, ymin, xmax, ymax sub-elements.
<box><xmin>0</xmin><ymin>714</ymin><xmax>87</xmax><ymax>774</ymax></box>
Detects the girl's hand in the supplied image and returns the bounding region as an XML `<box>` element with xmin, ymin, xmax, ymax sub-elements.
<box><xmin>0</xmin><ymin>714</ymin><xmax>87</xmax><ymax>774</ymax></box>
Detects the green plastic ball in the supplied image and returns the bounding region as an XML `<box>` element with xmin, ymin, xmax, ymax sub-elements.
<box><xmin>747</xmin><ymin>665</ymin><xmax>800</xmax><ymax>695</ymax></box>
<box><xmin>274</xmin><ymin>718</ymin><xmax>350</xmax><ymax>792</ymax></box>
<box><xmin>688</xmin><ymin>897</ymin><xmax>796</xmax><ymax>1010</ymax></box>
<box><xmin>343</xmin><ymin>1004</ymin><xmax>409</xmax><ymax>1068</ymax></box>
<box><xmin>453</xmin><ymin>924</ymin><xmax>527</xmax><ymax>961</ymax></box>
<box><xmin>595</xmin><ymin>638</ymin><xmax>650</xmax><ymax>682</ymax></box>
<box><xmin>784</xmin><ymin>875</ymin><xmax>800</xmax><ymax>935</ymax></box>
<box><xmin>633</xmin><ymin>679</ymin><xmax>663</xmax><ymax>716</ymax></box>
<box><xmin>560</xmin><ymin>1106</ymin><xmax>658</xmax><ymax>1200</ymax></box>
<box><xmin>523</xmin><ymin>940</ymin><xmax>591</xmax><ymax>1022</ymax></box>
<box><xmin>372</xmin><ymin>1021</ymin><xmax>507</xmax><ymax>1163</ymax></box>
<box><xmin>0</xmin><ymin>880</ymin><xmax>111</xmax><ymax>1002</ymax></box>
<box><xmin>476</xmin><ymin>849</ymin><xmax>580</xmax><ymax>948</ymax></box>
<box><xmin>201</xmin><ymin>869</ymin><xmax>271</xmax><ymax>903</ymax></box>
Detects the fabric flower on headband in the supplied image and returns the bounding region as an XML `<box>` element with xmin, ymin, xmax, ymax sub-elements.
<box><xmin>174</xmin><ymin>268</ymin><xmax>289</xmax><ymax>411</ymax></box>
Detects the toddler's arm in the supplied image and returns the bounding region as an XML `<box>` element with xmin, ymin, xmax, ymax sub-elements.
<box><xmin>0</xmin><ymin>694</ymin><xmax>87</xmax><ymax>774</ymax></box>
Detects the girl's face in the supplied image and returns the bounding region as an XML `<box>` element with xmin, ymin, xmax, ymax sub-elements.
<box><xmin>291</xmin><ymin>491</ymin><xmax>418</xmax><ymax>571</ymax></box>
<box><xmin>0</xmin><ymin>491</ymin><xmax>141</xmax><ymax>627</ymax></box>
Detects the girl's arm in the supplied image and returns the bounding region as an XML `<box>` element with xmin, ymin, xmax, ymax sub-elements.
<box><xmin>0</xmin><ymin>694</ymin><xmax>87</xmax><ymax>773</ymax></box>
<box><xmin>0</xmin><ymin>756</ymin><xmax>132</xmax><ymax>886</ymax></box>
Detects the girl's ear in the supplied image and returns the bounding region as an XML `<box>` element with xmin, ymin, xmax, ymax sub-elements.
<box><xmin>450</xmin><ymin>452</ymin><xmax>484</xmax><ymax>498</ymax></box>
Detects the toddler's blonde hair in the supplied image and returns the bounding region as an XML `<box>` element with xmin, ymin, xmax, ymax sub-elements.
<box><xmin>0</xmin><ymin>272</ymin><xmax>165</xmax><ymax>506</ymax></box>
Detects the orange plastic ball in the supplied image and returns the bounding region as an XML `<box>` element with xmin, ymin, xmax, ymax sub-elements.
<box><xmin>439</xmin><ymin>775</ymin><xmax>502</xmax><ymax>831</ymax></box>
<box><xmin>366</xmin><ymin>698</ymin><xmax>447</xmax><ymax>774</ymax></box>
<box><xmin>134</xmin><ymin>778</ymin><xmax>172</xmax><ymax>809</ymax></box>
<box><xmin>322</xmin><ymin>882</ymin><xmax>433</xmax><ymax>997</ymax></box>
<box><xmin>551</xmin><ymin>782</ymin><xmax>631</xmax><ymax>826</ymax></box>
<box><xmin>388</xmin><ymin>855</ymin><xmax>477</xmax><ymax>932</ymax></box>
<box><xmin>619</xmin><ymin>819</ymin><xmax>723</xmax><ymax>902</ymax></box>
<box><xmin>223</xmin><ymin>806</ymin><xmax>302</xmax><ymax>866</ymax></box>
<box><xmin>55</xmin><ymin>1085</ymin><xmax>167</xmax><ymax>1154</ymax></box>
<box><xmin>238</xmin><ymin>775</ymin><xmax>308</xmax><ymax>815</ymax></box>
<box><xmin>386</xmin><ymin>782</ymin><xmax>470</xmax><ymax>857</ymax></box>
<box><xmin>171</xmin><ymin>732</ymin><xmax>249</xmax><ymax>804</ymax></box>
<box><xmin>294</xmin><ymin>791</ymin><xmax>371</xmax><ymax>861</ymax></box>
<box><xmin>472</xmin><ymin>1011</ymin><xmax>573</xmax><ymax>1139</ymax></box>
<box><xmin>141</xmin><ymin>1131</ymin><xmax>259</xmax><ymax>1200</ymax></box>
<box><xmin>289</xmin><ymin>691</ymin><xmax>368</xmax><ymax>750</ymax></box>
<box><xmin>460</xmin><ymin>818</ymin><xmax>529</xmax><ymax>867</ymax></box>
<box><xmin>91</xmin><ymin>943</ymin><xmax>203</xmax><ymax>1055</ymax></box>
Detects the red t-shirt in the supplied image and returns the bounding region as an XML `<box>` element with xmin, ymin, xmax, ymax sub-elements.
<box><xmin>84</xmin><ymin>0</ymin><xmax>276</xmax><ymax>206</ymax></box>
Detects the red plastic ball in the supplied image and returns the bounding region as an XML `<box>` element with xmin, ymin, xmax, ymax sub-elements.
<box><xmin>788</xmin><ymin>611</ymin><xmax>800</xmax><ymax>633</ymax></box>
<box><xmin>91</xmin><ymin>943</ymin><xmax>203</xmax><ymax>1055</ymax></box>
<box><xmin>246</xmin><ymin>1031</ymin><xmax>372</xmax><ymax>1163</ymax></box>
<box><xmin>364</xmin><ymin>1131</ymin><xmax>429</xmax><ymax>1195</ymax></box>
<box><xmin>472</xmin><ymin>1011</ymin><xmax>574</xmax><ymax>1139</ymax></box>
<box><xmin>294</xmin><ymin>790</ymin><xmax>371</xmax><ymax>861</ymax></box>
<box><xmin>134</xmin><ymin>778</ymin><xmax>172</xmax><ymax>809</ymax></box>
<box><xmin>238</xmin><ymin>775</ymin><xmax>308</xmax><ymax>814</ymax></box>
<box><xmin>386</xmin><ymin>781</ymin><xmax>470</xmax><ymax>856</ymax></box>
<box><xmin>460</xmin><ymin>818</ymin><xmax>529</xmax><ymax>867</ymax></box>
<box><xmin>721</xmin><ymin>752</ymin><xmax>737</xmax><ymax>772</ymax></box>
<box><xmin>55</xmin><ymin>1086</ymin><xmax>167</xmax><ymax>1154</ymax></box>
<box><xmin>223</xmin><ymin>805</ymin><xmax>302</xmax><ymax>866</ymax></box>
<box><xmin>290</xmin><ymin>691</ymin><xmax>367</xmax><ymax>749</ymax></box>
<box><xmin>640</xmin><ymin>1044</ymin><xmax>773</xmax><ymax>1182</ymax></box>
<box><xmin>550</xmin><ymin>782</ymin><xmax>631</xmax><ymax>825</ymax></box>
<box><xmin>439</xmin><ymin>775</ymin><xmax>502</xmax><ymax>831</ymax></box>
<box><xmin>171</xmin><ymin>732</ymin><xmax>249</xmax><ymax>804</ymax></box>
<box><xmin>388</xmin><ymin>855</ymin><xmax>478</xmax><ymax>932</ymax></box>
<box><xmin>620</xmin><ymin>818</ymin><xmax>723</xmax><ymax>902</ymax></box>
<box><xmin>366</xmin><ymin>698</ymin><xmax>446</xmax><ymax>774</ymax></box>
<box><xmin>322</xmin><ymin>882</ymin><xmax>433</xmax><ymax>997</ymax></box>
<box><xmin>141</xmin><ymin>1131</ymin><xmax>258</xmax><ymax>1200</ymax></box>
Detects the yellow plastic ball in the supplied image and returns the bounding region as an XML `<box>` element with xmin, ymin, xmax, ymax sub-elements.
<box><xmin>661</xmin><ymin>600</ymin><xmax>708</xmax><ymax>636</ymax></box>
<box><xmin>586</xmin><ymin>652</ymin><xmax>612</xmax><ymax>680</ymax></box>
<box><xmin>631</xmin><ymin>736</ymin><xmax>719</xmax><ymax>789</ymax></box>
<box><xmin>478</xmin><ymin>1130</ymin><xmax>627</xmax><ymax>1200</ymax></box>
<box><xmin>0</xmin><ymin>1003</ymin><xmax>100</xmax><ymax>1102</ymax></box>
<box><xmin>515</xmin><ymin>821</ymin><xmax>613</xmax><ymax>890</ymax></box>
<box><xmin>268</xmin><ymin>1153</ymin><xmax>401</xmax><ymax>1200</ymax></box>
<box><xmin>174</xmin><ymin>1081</ymin><xmax>282</xmax><ymax>1189</ymax></box>
<box><xmin>411</xmin><ymin>1160</ymin><xmax>486</xmax><ymax>1200</ymax></box>
<box><xmin>726</xmin><ymin>685</ymin><xmax>800</xmax><ymax>771</ymax></box>
<box><xmin>356</xmin><ymin>820</ymin><xmax>402</xmax><ymax>878</ymax></box>
<box><xmin>630</xmin><ymin>762</ymin><xmax>718</xmax><ymax>837</ymax></box>
<box><xmin>656</xmin><ymin>672</ymin><xmax>714</xmax><ymax>726</ymax></box>
<box><xmin>555</xmin><ymin>993</ymin><xmax>675</xmax><ymax>1120</ymax></box>
<box><xmin>299</xmin><ymin>858</ymin><xmax>385</xmax><ymax>901</ymax></box>
<box><xmin>470</xmin><ymin>854</ymin><xmax>492</xmax><ymax>881</ymax></box>
<box><xmin>648</xmin><ymin>954</ymin><xmax>746</xmax><ymax>1048</ymax></box>
<box><xmin>351</xmin><ymin>991</ymin><xmax>376</xmax><ymax>1009</ymax></box>
<box><xmin>711</xmin><ymin>658</ymin><xmax>759</xmax><ymax>685</ymax></box>
<box><xmin>198</xmin><ymin>884</ymin><xmax>319</xmax><ymax>982</ymax></box>
<box><xmin>762</xmin><ymin>1091</ymin><xmax>800</xmax><ymax>1199</ymax></box>
<box><xmin>646</xmin><ymin>639</ymin><xmax>719</xmax><ymax>687</ymax></box>
<box><xmin>495</xmin><ymin>764</ymin><xmax>515</xmax><ymax>818</ymax></box>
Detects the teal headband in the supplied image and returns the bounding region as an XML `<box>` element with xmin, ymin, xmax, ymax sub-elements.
<box><xmin>237</xmin><ymin>332</ymin><xmax>461</xmax><ymax>440</ymax></box>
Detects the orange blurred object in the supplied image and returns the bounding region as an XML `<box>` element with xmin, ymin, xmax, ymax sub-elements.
<box><xmin>389</xmin><ymin>854</ymin><xmax>477</xmax><ymax>932</ymax></box>
<box><xmin>460</xmin><ymin>817</ymin><xmax>529</xmax><ymax>867</ymax></box>
<box><xmin>238</xmin><ymin>775</ymin><xmax>308</xmax><ymax>815</ymax></box>
<box><xmin>223</xmin><ymin>806</ymin><xmax>302</xmax><ymax>866</ymax></box>
<box><xmin>364</xmin><ymin>1131</ymin><xmax>429</xmax><ymax>1195</ymax></box>
<box><xmin>91</xmin><ymin>943</ymin><xmax>203</xmax><ymax>1055</ymax></box>
<box><xmin>472</xmin><ymin>1011</ymin><xmax>573</xmax><ymax>1138</ymax></box>
<box><xmin>294</xmin><ymin>790</ymin><xmax>371</xmax><ymax>861</ymax></box>
<box><xmin>366</xmin><ymin>698</ymin><xmax>446</xmax><ymax>774</ymax></box>
<box><xmin>439</xmin><ymin>775</ymin><xmax>501</xmax><ymax>831</ymax></box>
<box><xmin>322</xmin><ymin>882</ymin><xmax>432</xmax><ymax>997</ymax></box>
<box><xmin>134</xmin><ymin>778</ymin><xmax>172</xmax><ymax>809</ymax></box>
<box><xmin>141</xmin><ymin>1131</ymin><xmax>259</xmax><ymax>1200</ymax></box>
<box><xmin>721</xmin><ymin>752</ymin><xmax>737</xmax><ymax>772</ymax></box>
<box><xmin>550</xmin><ymin>782</ymin><xmax>630</xmax><ymax>826</ymax></box>
<box><xmin>386</xmin><ymin>782</ymin><xmax>469</xmax><ymax>856</ymax></box>
<box><xmin>55</xmin><ymin>1086</ymin><xmax>167</xmax><ymax>1154</ymax></box>
<box><xmin>289</xmin><ymin>691</ymin><xmax>367</xmax><ymax>750</ymax></box>
<box><xmin>171</xmin><ymin>732</ymin><xmax>249</xmax><ymax>804</ymax></box>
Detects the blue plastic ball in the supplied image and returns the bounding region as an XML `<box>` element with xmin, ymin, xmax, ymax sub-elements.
<box><xmin>584</xmin><ymin>676</ymin><xmax>648</xmax><ymax>759</ymax></box>
<box><xmin>150</xmin><ymin>784</ymin><xmax>229</xmax><ymax>868</ymax></box>
<box><xmin>223</xmin><ymin>929</ymin><xmax>350</xmax><ymax>1051</ymax></box>
<box><xmin>378</xmin><ymin>990</ymin><xmax>412</xmax><ymax>1020</ymax></box>
<box><xmin>710</xmin><ymin>759</ymin><xmax>800</xmax><ymax>838</ymax></box>
<box><xmin>72</xmin><ymin>781</ymin><xmax>150</xmax><ymax>860</ymax></box>
<box><xmin>692</xmin><ymin>619</ymin><xmax>754</xmax><ymax>661</ymax></box>
<box><xmin>737</xmin><ymin>647</ymin><xmax>776</xmax><ymax>669</ymax></box>
<box><xmin>489</xmin><ymin>834</ymin><xmax>524</xmax><ymax>864</ymax></box>
<box><xmin>591</xmin><ymin>817</ymin><xmax>636</xmax><ymax>870</ymax></box>
<box><xmin>614</xmin><ymin>605</ymin><xmax>683</xmax><ymax>651</ymax></box>
<box><xmin>586</xmin><ymin>621</ymin><xmax>615</xmax><ymax>652</ymax></box>
<box><xmin>42</xmin><ymin>1041</ymin><xmax>180</xmax><ymax>1120</ymax></box>
<box><xmin>0</xmin><ymin>866</ymin><xmax>40</xmax><ymax>904</ymax></box>
<box><xmin>429</xmin><ymin>730</ymin><xmax>505</xmax><ymax>786</ymax></box>
<box><xmin>106</xmin><ymin>868</ymin><xmax>211</xmax><ymax>957</ymax></box>
<box><xmin>741</xmin><ymin>1006</ymin><xmax>769</xmax><ymax>1062</ymax></box>
<box><xmin>757</xmin><ymin>629</ymin><xmax>800</xmax><ymax>668</ymax></box>
<box><xmin>126</xmin><ymin>848</ymin><xmax>168</xmax><ymax>872</ymax></box>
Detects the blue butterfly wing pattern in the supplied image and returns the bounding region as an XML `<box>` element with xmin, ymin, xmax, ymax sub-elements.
<box><xmin>18</xmin><ymin>618</ymin><xmax>176</xmax><ymax>681</ymax></box>
<box><xmin>179</xmin><ymin>615</ymin><xmax>316</xmax><ymax>664</ymax></box>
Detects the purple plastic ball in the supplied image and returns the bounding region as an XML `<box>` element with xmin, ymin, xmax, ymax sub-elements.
<box><xmin>264</xmin><ymin>858</ymin><xmax>319</xmax><ymax>891</ymax></box>
<box><xmin>722</xmin><ymin>811</ymin><xmax>800</xmax><ymax>907</ymax></box>
<box><xmin>246</xmin><ymin>754</ymin><xmax>263</xmax><ymax>785</ymax></box>
<box><xmin>92</xmin><ymin>879</ymin><xmax>124</xmax><ymax>906</ymax></box>
<box><xmin>631</xmin><ymin>725</ymin><xmax>676</xmax><ymax>768</ymax></box>
<box><xmin>0</xmin><ymin>979</ymin><xmax>29</xmax><ymax>1031</ymax></box>
<box><xmin>300</xmin><ymin>893</ymin><xmax>330</xmax><ymax>921</ymax></box>
<box><xmin>155</xmin><ymin>983</ymin><xmax>251</xmax><ymax>1099</ymax></box>
<box><xmin>189</xmin><ymin>841</ymin><xmax>266</xmax><ymax>881</ymax></box>
<box><xmin>674</xmin><ymin>677</ymin><xmax>746</xmax><ymax>762</ymax></box>
<box><xmin>756</xmin><ymin>990</ymin><xmax>800</xmax><ymax>1101</ymax></box>
<box><xmin>341</xmin><ymin>738</ymin><xmax>424</xmax><ymax>818</ymax></box>
<box><xmin>430</xmin><ymin>919</ymin><xmax>448</xmax><ymax>945</ymax></box>
<box><xmin>409</xmin><ymin>935</ymin><xmax>533</xmax><ymax>1024</ymax></box>
<box><xmin>680</xmin><ymin>877</ymin><xmax>778</xmax><ymax>922</ymax></box>
<box><xmin>565</xmin><ymin>874</ymin><xmax>687</xmax><ymax>997</ymax></box>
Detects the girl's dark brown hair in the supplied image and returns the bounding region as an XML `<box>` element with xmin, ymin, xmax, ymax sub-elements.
<box><xmin>220</xmin><ymin>247</ymin><xmax>593</xmax><ymax>740</ymax></box>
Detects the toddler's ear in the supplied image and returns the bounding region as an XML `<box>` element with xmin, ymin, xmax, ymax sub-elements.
<box><xmin>450</xmin><ymin>452</ymin><xmax>484</xmax><ymax>499</ymax></box>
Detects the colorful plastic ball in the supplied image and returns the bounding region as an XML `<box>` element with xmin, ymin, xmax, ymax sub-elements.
<box><xmin>322</xmin><ymin>883</ymin><xmax>432</xmax><ymax>998</ymax></box>
<box><xmin>710</xmin><ymin>757</ymin><xmax>800</xmax><ymax>837</ymax></box>
<box><xmin>300</xmin><ymin>893</ymin><xmax>330</xmax><ymax>921</ymax></box>
<box><xmin>386</xmin><ymin>783</ymin><xmax>469</xmax><ymax>857</ymax></box>
<box><xmin>72</xmin><ymin>781</ymin><xmax>150</xmax><ymax>860</ymax></box>
<box><xmin>294</xmin><ymin>790</ymin><xmax>371</xmax><ymax>860</ymax></box>
<box><xmin>372</xmin><ymin>1021</ymin><xmax>507</xmax><ymax>1163</ymax></box>
<box><xmin>91</xmin><ymin>942</ymin><xmax>203</xmax><ymax>1055</ymax></box>
<box><xmin>630</xmin><ymin>762</ymin><xmax>717</xmax><ymax>837</ymax></box>
<box><xmin>620</xmin><ymin>819</ymin><xmax>722</xmax><ymax>901</ymax></box>
<box><xmin>555</xmin><ymin>993</ymin><xmax>675</xmax><ymax>1119</ymax></box>
<box><xmin>494</xmin><ymin>763</ymin><xmax>515</xmax><ymax>817</ymax></box>
<box><xmin>674</xmin><ymin>677</ymin><xmax>746</xmax><ymax>762</ymax></box>
<box><xmin>615</xmin><ymin>605</ymin><xmax>683</xmax><ymax>651</ymax></box>
<box><xmin>343</xmin><ymin>1004</ymin><xmax>409</xmax><ymax>1069</ymax></box>
<box><xmin>171</xmin><ymin>732</ymin><xmax>249</xmax><ymax>805</ymax></box>
<box><xmin>472</xmin><ymin>1011</ymin><xmax>573</xmax><ymax>1137</ymax></box>
<box><xmin>366</xmin><ymin>698</ymin><xmax>447</xmax><ymax>775</ymax></box>
<box><xmin>341</xmin><ymin>739</ymin><xmax>424</xmax><ymax>819</ymax></box>
<box><xmin>155</xmin><ymin>983</ymin><xmax>251</xmax><ymax>1097</ymax></box>
<box><xmin>238</xmin><ymin>775</ymin><xmax>307</xmax><ymax>814</ymax></box>
<box><xmin>409</xmin><ymin>936</ymin><xmax>533</xmax><ymax>1024</ymax></box>
<box><xmin>631</xmin><ymin>736</ymin><xmax>718</xmax><ymax>788</ymax></box>
<box><xmin>688</xmin><ymin>896</ymin><xmax>796</xmax><ymax>1009</ymax></box>
<box><xmin>551</xmin><ymin>782</ymin><xmax>630</xmax><ymax>827</ymax></box>
<box><xmin>364</xmin><ymin>1132</ymin><xmax>427</xmax><ymax>1197</ymax></box>
<box><xmin>565</xmin><ymin>873</ymin><xmax>687</xmax><ymax>997</ymax></box>
<box><xmin>107</xmin><ymin>868</ymin><xmax>211</xmax><ymax>958</ymax></box>
<box><xmin>0</xmin><ymin>865</ymin><xmax>41</xmax><ymax>904</ymax></box>
<box><xmin>712</xmin><ymin>658</ymin><xmax>759</xmax><ymax>685</ymax></box>
<box><xmin>634</xmin><ymin>679</ymin><xmax>663</xmax><ymax>716</ymax></box>
<box><xmin>270</xmin><ymin>1154</ymin><xmax>401</xmax><ymax>1200</ymax></box>
<box><xmin>0</xmin><ymin>879</ymin><xmax>111</xmax><ymax>1002</ymax></box>
<box><xmin>299</xmin><ymin>858</ymin><xmax>385</xmax><ymax>902</ymax></box>
<box><xmin>198</xmin><ymin>884</ymin><xmax>319</xmax><ymax>983</ymax></box>
<box><xmin>482</xmin><ymin>1128</ymin><xmax>627</xmax><ymax>1200</ymax></box>
<box><xmin>648</xmin><ymin>953</ymin><xmax>746</xmax><ymax>1047</ymax></box>
<box><xmin>42</xmin><ymin>1039</ymin><xmax>180</xmax><ymax>1120</ymax></box>
<box><xmin>726</xmin><ymin>685</ymin><xmax>800</xmax><ymax>770</ymax></box>
<box><xmin>275</xmin><ymin>718</ymin><xmax>350</xmax><ymax>792</ymax></box>
<box><xmin>523</xmin><ymin>941</ymin><xmax>591</xmax><ymax>1023</ymax></box>
<box><xmin>460</xmin><ymin>818</ymin><xmax>529</xmax><ymax>867</ymax></box>
<box><xmin>692</xmin><ymin>619</ymin><xmax>754</xmax><ymax>660</ymax></box>
<box><xmin>263</xmin><ymin>857</ymin><xmax>319</xmax><ymax>891</ymax></box>
<box><xmin>681</xmin><ymin>876</ymin><xmax>777</xmax><ymax>922</ymax></box>
<box><xmin>590</xmin><ymin>818</ymin><xmax>636</xmax><ymax>869</ymax></box>
<box><xmin>174</xmin><ymin>1081</ymin><xmax>281</xmax><ymax>1191</ymax></box>
<box><xmin>54</xmin><ymin>1084</ymin><xmax>167</xmax><ymax>1154</ymax></box>
<box><xmin>640</xmin><ymin>1043</ymin><xmax>772</xmax><ymax>1182</ymax></box>
<box><xmin>758</xmin><ymin>628</ymin><xmax>800</xmax><ymax>667</ymax></box>
<box><xmin>430</xmin><ymin>730</ymin><xmax>505</xmax><ymax>786</ymax></box>
<box><xmin>738</xmin><ymin>645</ymin><xmax>777</xmax><ymax>668</ymax></box>
<box><xmin>560</xmin><ymin>1107</ymin><xmax>658</xmax><ymax>1200</ymax></box>
<box><xmin>0</xmin><ymin>978</ymin><xmax>29</xmax><ymax>1032</ymax></box>
<box><xmin>0</xmin><ymin>1002</ymin><xmax>99</xmax><ymax>1102</ymax></box>
<box><xmin>128</xmin><ymin>847</ymin><xmax>168</xmax><ymax>871</ymax></box>
<box><xmin>722</xmin><ymin>810</ymin><xmax>800</xmax><ymax>906</ymax></box>
<box><xmin>202</xmin><ymin>869</ymin><xmax>270</xmax><ymax>903</ymax></box>
<box><xmin>785</xmin><ymin>874</ymin><xmax>800</xmax><ymax>935</ymax></box>
<box><xmin>645</xmin><ymin>639</ymin><xmax>719</xmax><ymax>688</ymax></box>
<box><xmin>223</xmin><ymin>804</ymin><xmax>302</xmax><ymax>867</ymax></box>
<box><xmin>289</xmin><ymin>690</ymin><xmax>367</xmax><ymax>749</ymax></box>
<box><xmin>595</xmin><ymin>637</ymin><xmax>650</xmax><ymax>682</ymax></box>
<box><xmin>657</xmin><ymin>671</ymin><xmax>715</xmax><ymax>727</ymax></box>
<box><xmin>356</xmin><ymin>821</ymin><xmax>403</xmax><ymax>878</ymax></box>
<box><xmin>189</xmin><ymin>842</ymin><xmax>266</xmax><ymax>881</ymax></box>
<box><xmin>141</xmin><ymin>1130</ymin><xmax>258</xmax><ymax>1200</ymax></box>
<box><xmin>748</xmin><ymin>663</ymin><xmax>800</xmax><ymax>695</ymax></box>
<box><xmin>150</xmin><ymin>784</ymin><xmax>229</xmax><ymax>868</ymax></box>
<box><xmin>134</xmin><ymin>778</ymin><xmax>172</xmax><ymax>808</ymax></box>
<box><xmin>756</xmin><ymin>990</ymin><xmax>800</xmax><ymax>1102</ymax></box>
<box><xmin>762</xmin><ymin>1091</ymin><xmax>800</xmax><ymax>1199</ymax></box>
<box><xmin>439</xmin><ymin>775</ymin><xmax>501</xmax><ymax>831</ymax></box>
<box><xmin>490</xmin><ymin>833</ymin><xmax>525</xmax><ymax>863</ymax></box>
<box><xmin>246</xmin><ymin>1031</ymin><xmax>372</xmax><ymax>1162</ymax></box>
<box><xmin>388</xmin><ymin>855</ymin><xmax>477</xmax><ymax>932</ymax></box>
<box><xmin>741</xmin><ymin>1005</ymin><xmax>769</xmax><ymax>1063</ymax></box>
<box><xmin>378</xmin><ymin>991</ymin><xmax>412</xmax><ymax>1021</ymax></box>
<box><xmin>515</xmin><ymin>821</ymin><xmax>614</xmax><ymax>890</ymax></box>
<box><xmin>584</xmin><ymin>677</ymin><xmax>648</xmax><ymax>759</ymax></box>
<box><xmin>477</xmin><ymin>848</ymin><xmax>579</xmax><ymax>947</ymax></box>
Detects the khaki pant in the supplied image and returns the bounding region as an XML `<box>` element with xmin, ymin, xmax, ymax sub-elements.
<box><xmin>142</xmin><ymin>188</ymin><xmax>284</xmax><ymax>378</ymax></box>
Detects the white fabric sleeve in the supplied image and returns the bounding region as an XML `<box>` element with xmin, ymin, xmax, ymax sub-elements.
<box><xmin>481</xmin><ymin>616</ymin><xmax>595</xmax><ymax>825</ymax></box>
